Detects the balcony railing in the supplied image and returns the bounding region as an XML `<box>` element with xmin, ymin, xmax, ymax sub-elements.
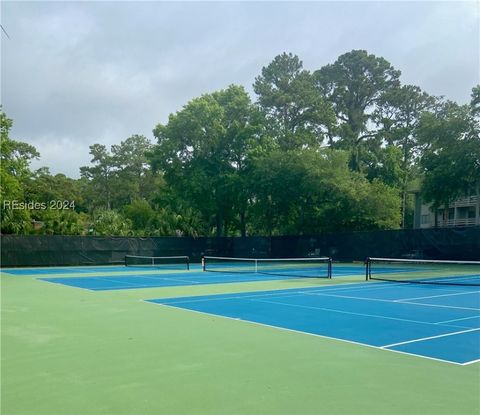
<box><xmin>450</xmin><ymin>195</ymin><xmax>479</xmax><ymax>208</ymax></box>
<box><xmin>437</xmin><ymin>218</ymin><xmax>478</xmax><ymax>227</ymax></box>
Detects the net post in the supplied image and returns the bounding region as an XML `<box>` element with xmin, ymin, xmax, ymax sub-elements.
<box><xmin>201</xmin><ymin>256</ymin><xmax>205</xmax><ymax>272</ymax></box>
<box><xmin>328</xmin><ymin>257</ymin><xmax>332</xmax><ymax>279</ymax></box>
<box><xmin>365</xmin><ymin>258</ymin><xmax>370</xmax><ymax>281</ymax></box>
<box><xmin>186</xmin><ymin>256</ymin><xmax>190</xmax><ymax>270</ymax></box>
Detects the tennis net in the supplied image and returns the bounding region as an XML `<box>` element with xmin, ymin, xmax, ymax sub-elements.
<box><xmin>203</xmin><ymin>256</ymin><xmax>332</xmax><ymax>278</ymax></box>
<box><xmin>365</xmin><ymin>257</ymin><xmax>480</xmax><ymax>286</ymax></box>
<box><xmin>125</xmin><ymin>255</ymin><xmax>190</xmax><ymax>270</ymax></box>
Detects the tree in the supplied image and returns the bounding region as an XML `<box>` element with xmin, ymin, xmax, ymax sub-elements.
<box><xmin>314</xmin><ymin>50</ymin><xmax>401</xmax><ymax>171</ymax></box>
<box><xmin>470</xmin><ymin>85</ymin><xmax>480</xmax><ymax>116</ymax></box>
<box><xmin>254</xmin><ymin>53</ymin><xmax>334</xmax><ymax>150</ymax></box>
<box><xmin>123</xmin><ymin>199</ymin><xmax>155</xmax><ymax>231</ymax></box>
<box><xmin>80</xmin><ymin>135</ymin><xmax>156</xmax><ymax>210</ymax></box>
<box><xmin>80</xmin><ymin>144</ymin><xmax>115</xmax><ymax>210</ymax></box>
<box><xmin>247</xmin><ymin>149</ymin><xmax>310</xmax><ymax>235</ymax></box>
<box><xmin>248</xmin><ymin>148</ymin><xmax>401</xmax><ymax>235</ymax></box>
<box><xmin>373</xmin><ymin>85</ymin><xmax>437</xmax><ymax>227</ymax></box>
<box><xmin>25</xmin><ymin>167</ymin><xmax>84</xmax><ymax>211</ymax></box>
<box><xmin>418</xmin><ymin>93</ymin><xmax>480</xmax><ymax>216</ymax></box>
<box><xmin>112</xmin><ymin>134</ymin><xmax>156</xmax><ymax>205</ymax></box>
<box><xmin>150</xmin><ymin>85</ymin><xmax>261</xmax><ymax>237</ymax></box>
<box><xmin>0</xmin><ymin>109</ymin><xmax>39</xmax><ymax>233</ymax></box>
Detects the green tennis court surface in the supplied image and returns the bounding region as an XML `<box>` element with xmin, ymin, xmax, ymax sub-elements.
<box><xmin>2</xmin><ymin>264</ymin><xmax>479</xmax><ymax>415</ymax></box>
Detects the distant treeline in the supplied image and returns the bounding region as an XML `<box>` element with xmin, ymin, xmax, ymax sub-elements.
<box><xmin>1</xmin><ymin>50</ymin><xmax>479</xmax><ymax>237</ymax></box>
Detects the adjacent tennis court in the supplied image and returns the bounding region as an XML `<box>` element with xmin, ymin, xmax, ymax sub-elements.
<box><xmin>8</xmin><ymin>256</ymin><xmax>478</xmax><ymax>291</ymax></box>
<box><xmin>4</xmin><ymin>256</ymin><xmax>338</xmax><ymax>290</ymax></box>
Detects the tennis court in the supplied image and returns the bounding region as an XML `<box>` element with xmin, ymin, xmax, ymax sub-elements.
<box><xmin>8</xmin><ymin>256</ymin><xmax>478</xmax><ymax>291</ymax></box>
<box><xmin>38</xmin><ymin>268</ymin><xmax>300</xmax><ymax>290</ymax></box>
<box><xmin>3</xmin><ymin>256</ymin><xmax>341</xmax><ymax>290</ymax></box>
<box><xmin>147</xmin><ymin>282</ymin><xmax>480</xmax><ymax>365</ymax></box>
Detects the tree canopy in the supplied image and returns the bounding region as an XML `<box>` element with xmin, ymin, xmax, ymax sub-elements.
<box><xmin>1</xmin><ymin>50</ymin><xmax>478</xmax><ymax>236</ymax></box>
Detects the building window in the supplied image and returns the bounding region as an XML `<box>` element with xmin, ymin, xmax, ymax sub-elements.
<box><xmin>468</xmin><ymin>206</ymin><xmax>476</xmax><ymax>219</ymax></box>
<box><xmin>437</xmin><ymin>209</ymin><xmax>444</xmax><ymax>220</ymax></box>
<box><xmin>421</xmin><ymin>214</ymin><xmax>430</xmax><ymax>224</ymax></box>
<box><xmin>448</xmin><ymin>208</ymin><xmax>455</xmax><ymax>220</ymax></box>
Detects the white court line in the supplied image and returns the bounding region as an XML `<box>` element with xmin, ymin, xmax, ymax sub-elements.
<box><xmin>97</xmin><ymin>274</ymin><xmax>205</xmax><ymax>286</ymax></box>
<box><xmin>151</xmin><ymin>281</ymin><xmax>479</xmax><ymax>310</ymax></box>
<box><xmin>250</xmin><ymin>297</ymin><xmax>468</xmax><ymax>329</ymax></box>
<box><xmin>37</xmin><ymin>278</ymin><xmax>95</xmax><ymax>292</ymax></box>
<box><xmin>152</xmin><ymin>282</ymin><xmax>422</xmax><ymax>306</ymax></box>
<box><xmin>159</xmin><ymin>277</ymin><xmax>203</xmax><ymax>284</ymax></box>
<box><xmin>143</xmin><ymin>300</ymin><xmax>468</xmax><ymax>366</ymax></box>
<box><xmin>157</xmin><ymin>282</ymin><xmax>398</xmax><ymax>303</ymax></box>
<box><xmin>394</xmin><ymin>290</ymin><xmax>480</xmax><ymax>302</ymax></box>
<box><xmin>435</xmin><ymin>315</ymin><xmax>480</xmax><ymax>324</ymax></box>
<box><xmin>39</xmin><ymin>275</ymin><xmax>142</xmax><ymax>291</ymax></box>
<box><xmin>300</xmin><ymin>291</ymin><xmax>480</xmax><ymax>312</ymax></box>
<box><xmin>381</xmin><ymin>328</ymin><xmax>480</xmax><ymax>349</ymax></box>
<box><xmin>92</xmin><ymin>275</ymin><xmax>205</xmax><ymax>290</ymax></box>
<box><xmin>399</xmin><ymin>301</ymin><xmax>479</xmax><ymax>312</ymax></box>
<box><xmin>303</xmin><ymin>291</ymin><xmax>406</xmax><ymax>303</ymax></box>
<box><xmin>93</xmin><ymin>276</ymin><xmax>143</xmax><ymax>287</ymax></box>
<box><xmin>151</xmin><ymin>290</ymin><xmax>318</xmax><ymax>305</ymax></box>
<box><xmin>461</xmin><ymin>358</ymin><xmax>480</xmax><ymax>365</ymax></box>
<box><xmin>311</xmin><ymin>281</ymin><xmax>470</xmax><ymax>298</ymax></box>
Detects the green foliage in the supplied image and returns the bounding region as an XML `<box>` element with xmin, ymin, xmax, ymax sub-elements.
<box><xmin>418</xmin><ymin>98</ymin><xmax>480</xmax><ymax>209</ymax></box>
<box><xmin>314</xmin><ymin>50</ymin><xmax>401</xmax><ymax>171</ymax></box>
<box><xmin>80</xmin><ymin>144</ymin><xmax>116</xmax><ymax>210</ymax></box>
<box><xmin>25</xmin><ymin>168</ymin><xmax>85</xmax><ymax>211</ymax></box>
<box><xmin>80</xmin><ymin>135</ymin><xmax>154</xmax><ymax>210</ymax></box>
<box><xmin>2</xmin><ymin>56</ymin><xmax>477</xmax><ymax>237</ymax></box>
<box><xmin>0</xmin><ymin>109</ymin><xmax>37</xmax><ymax>234</ymax></box>
<box><xmin>124</xmin><ymin>199</ymin><xmax>155</xmax><ymax>231</ymax></box>
<box><xmin>112</xmin><ymin>135</ymin><xmax>156</xmax><ymax>205</ymax></box>
<box><xmin>150</xmin><ymin>84</ymin><xmax>261</xmax><ymax>237</ymax></box>
<box><xmin>371</xmin><ymin>85</ymin><xmax>437</xmax><ymax>226</ymax></box>
<box><xmin>32</xmin><ymin>209</ymin><xmax>87</xmax><ymax>235</ymax></box>
<box><xmin>1</xmin><ymin>208</ymin><xmax>32</xmax><ymax>234</ymax></box>
<box><xmin>335</xmin><ymin>178</ymin><xmax>401</xmax><ymax>231</ymax></box>
<box><xmin>1</xmin><ymin>111</ymin><xmax>39</xmax><ymax>181</ymax></box>
<box><xmin>91</xmin><ymin>209</ymin><xmax>133</xmax><ymax>236</ymax></box>
<box><xmin>247</xmin><ymin>148</ymin><xmax>401</xmax><ymax>235</ymax></box>
<box><xmin>471</xmin><ymin>85</ymin><xmax>480</xmax><ymax>116</ymax></box>
<box><xmin>254</xmin><ymin>53</ymin><xmax>335</xmax><ymax>150</ymax></box>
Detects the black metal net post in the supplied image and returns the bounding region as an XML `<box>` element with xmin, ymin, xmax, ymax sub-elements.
<box><xmin>365</xmin><ymin>258</ymin><xmax>371</xmax><ymax>281</ymax></box>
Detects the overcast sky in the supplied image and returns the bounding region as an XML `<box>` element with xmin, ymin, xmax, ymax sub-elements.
<box><xmin>1</xmin><ymin>1</ymin><xmax>479</xmax><ymax>178</ymax></box>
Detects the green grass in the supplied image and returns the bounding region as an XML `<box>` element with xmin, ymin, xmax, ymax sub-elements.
<box><xmin>1</xmin><ymin>270</ymin><xmax>479</xmax><ymax>415</ymax></box>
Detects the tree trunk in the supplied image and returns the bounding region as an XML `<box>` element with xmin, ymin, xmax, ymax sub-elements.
<box><xmin>216</xmin><ymin>213</ymin><xmax>223</xmax><ymax>237</ymax></box>
<box><xmin>240</xmin><ymin>210</ymin><xmax>246</xmax><ymax>237</ymax></box>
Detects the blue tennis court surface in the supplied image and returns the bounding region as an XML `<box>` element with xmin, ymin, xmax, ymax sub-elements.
<box><xmin>7</xmin><ymin>263</ymin><xmax>474</xmax><ymax>291</ymax></box>
<box><xmin>28</xmin><ymin>264</ymin><xmax>366</xmax><ymax>290</ymax></box>
<box><xmin>38</xmin><ymin>271</ymin><xmax>299</xmax><ymax>290</ymax></box>
<box><xmin>1</xmin><ymin>265</ymin><xmax>189</xmax><ymax>275</ymax></box>
<box><xmin>147</xmin><ymin>282</ymin><xmax>480</xmax><ymax>365</ymax></box>
<box><xmin>37</xmin><ymin>267</ymin><xmax>349</xmax><ymax>290</ymax></box>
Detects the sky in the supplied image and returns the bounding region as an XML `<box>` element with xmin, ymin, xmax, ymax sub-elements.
<box><xmin>1</xmin><ymin>1</ymin><xmax>479</xmax><ymax>178</ymax></box>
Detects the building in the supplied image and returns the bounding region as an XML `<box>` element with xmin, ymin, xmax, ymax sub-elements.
<box><xmin>413</xmin><ymin>191</ymin><xmax>480</xmax><ymax>229</ymax></box>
